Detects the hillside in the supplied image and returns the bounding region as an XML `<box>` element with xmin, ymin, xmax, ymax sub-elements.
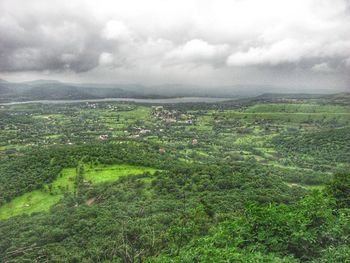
<box><xmin>2</xmin><ymin>79</ymin><xmax>338</xmax><ymax>103</ymax></box>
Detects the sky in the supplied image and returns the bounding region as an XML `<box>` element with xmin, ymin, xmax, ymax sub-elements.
<box><xmin>0</xmin><ymin>0</ymin><xmax>349</xmax><ymax>92</ymax></box>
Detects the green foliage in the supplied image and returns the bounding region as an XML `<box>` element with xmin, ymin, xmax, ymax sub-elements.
<box><xmin>273</xmin><ymin>127</ymin><xmax>350</xmax><ymax>167</ymax></box>
<box><xmin>154</xmin><ymin>192</ymin><xmax>349</xmax><ymax>262</ymax></box>
<box><xmin>326</xmin><ymin>173</ymin><xmax>350</xmax><ymax>208</ymax></box>
<box><xmin>1</xmin><ymin>97</ymin><xmax>349</xmax><ymax>262</ymax></box>
<box><xmin>244</xmin><ymin>103</ymin><xmax>350</xmax><ymax>114</ymax></box>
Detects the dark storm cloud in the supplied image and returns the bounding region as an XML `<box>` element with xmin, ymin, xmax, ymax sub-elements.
<box><xmin>0</xmin><ymin>0</ymin><xmax>349</xmax><ymax>91</ymax></box>
<box><xmin>0</xmin><ymin>5</ymin><xmax>107</xmax><ymax>72</ymax></box>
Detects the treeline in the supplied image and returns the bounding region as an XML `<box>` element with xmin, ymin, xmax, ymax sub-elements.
<box><xmin>273</xmin><ymin>127</ymin><xmax>350</xmax><ymax>171</ymax></box>
<box><xmin>154</xmin><ymin>189</ymin><xmax>349</xmax><ymax>262</ymax></box>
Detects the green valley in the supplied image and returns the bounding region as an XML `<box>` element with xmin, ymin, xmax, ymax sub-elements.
<box><xmin>0</xmin><ymin>94</ymin><xmax>349</xmax><ymax>262</ymax></box>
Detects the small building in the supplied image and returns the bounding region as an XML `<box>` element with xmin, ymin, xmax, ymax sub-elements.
<box><xmin>159</xmin><ymin>148</ymin><xmax>166</xmax><ymax>154</ymax></box>
<box><xmin>139</xmin><ymin>129</ymin><xmax>151</xmax><ymax>134</ymax></box>
<box><xmin>154</xmin><ymin>106</ymin><xmax>164</xmax><ymax>111</ymax></box>
<box><xmin>99</xmin><ymin>134</ymin><xmax>109</xmax><ymax>140</ymax></box>
<box><xmin>192</xmin><ymin>138</ymin><xmax>198</xmax><ymax>145</ymax></box>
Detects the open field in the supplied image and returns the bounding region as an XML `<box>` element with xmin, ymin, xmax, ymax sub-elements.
<box><xmin>0</xmin><ymin>164</ymin><xmax>157</xmax><ymax>219</ymax></box>
<box><xmin>0</xmin><ymin>168</ymin><xmax>76</xmax><ymax>219</ymax></box>
<box><xmin>83</xmin><ymin>164</ymin><xmax>158</xmax><ymax>184</ymax></box>
<box><xmin>0</xmin><ymin>190</ymin><xmax>62</xmax><ymax>219</ymax></box>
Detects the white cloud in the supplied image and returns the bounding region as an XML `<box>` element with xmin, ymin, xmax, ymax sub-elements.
<box><xmin>99</xmin><ymin>52</ymin><xmax>114</xmax><ymax>66</ymax></box>
<box><xmin>227</xmin><ymin>39</ymin><xmax>305</xmax><ymax>66</ymax></box>
<box><xmin>227</xmin><ymin>39</ymin><xmax>350</xmax><ymax>67</ymax></box>
<box><xmin>311</xmin><ymin>62</ymin><xmax>333</xmax><ymax>72</ymax></box>
<box><xmin>166</xmin><ymin>39</ymin><xmax>229</xmax><ymax>63</ymax></box>
<box><xmin>102</xmin><ymin>20</ymin><xmax>131</xmax><ymax>41</ymax></box>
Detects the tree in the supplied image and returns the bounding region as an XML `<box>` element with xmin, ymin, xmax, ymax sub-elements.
<box><xmin>325</xmin><ymin>173</ymin><xmax>350</xmax><ymax>209</ymax></box>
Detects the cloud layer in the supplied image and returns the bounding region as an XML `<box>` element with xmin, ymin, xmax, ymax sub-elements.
<box><xmin>0</xmin><ymin>0</ymin><xmax>349</xmax><ymax>90</ymax></box>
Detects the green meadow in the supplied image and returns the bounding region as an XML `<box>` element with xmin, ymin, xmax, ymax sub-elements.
<box><xmin>83</xmin><ymin>164</ymin><xmax>157</xmax><ymax>184</ymax></box>
<box><xmin>0</xmin><ymin>164</ymin><xmax>157</xmax><ymax>219</ymax></box>
<box><xmin>0</xmin><ymin>168</ymin><xmax>76</xmax><ymax>219</ymax></box>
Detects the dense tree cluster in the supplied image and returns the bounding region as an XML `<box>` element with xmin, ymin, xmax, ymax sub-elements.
<box><xmin>0</xmin><ymin>161</ymin><xmax>349</xmax><ymax>262</ymax></box>
<box><xmin>273</xmin><ymin>127</ymin><xmax>350</xmax><ymax>170</ymax></box>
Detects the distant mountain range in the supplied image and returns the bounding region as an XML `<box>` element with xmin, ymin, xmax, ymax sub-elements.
<box><xmin>0</xmin><ymin>79</ymin><xmax>141</xmax><ymax>102</ymax></box>
<box><xmin>0</xmin><ymin>79</ymin><xmax>346</xmax><ymax>103</ymax></box>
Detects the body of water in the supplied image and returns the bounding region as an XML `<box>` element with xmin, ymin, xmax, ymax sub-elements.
<box><xmin>0</xmin><ymin>97</ymin><xmax>233</xmax><ymax>105</ymax></box>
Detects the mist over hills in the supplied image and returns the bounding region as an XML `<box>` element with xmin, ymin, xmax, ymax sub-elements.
<box><xmin>0</xmin><ymin>78</ymin><xmax>346</xmax><ymax>103</ymax></box>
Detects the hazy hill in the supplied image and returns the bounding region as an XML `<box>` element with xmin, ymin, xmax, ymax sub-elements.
<box><xmin>0</xmin><ymin>78</ymin><xmax>346</xmax><ymax>103</ymax></box>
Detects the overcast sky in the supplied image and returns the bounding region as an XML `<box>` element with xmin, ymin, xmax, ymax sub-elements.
<box><xmin>0</xmin><ymin>0</ymin><xmax>349</xmax><ymax>92</ymax></box>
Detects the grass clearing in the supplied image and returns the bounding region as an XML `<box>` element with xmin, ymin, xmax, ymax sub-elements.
<box><xmin>0</xmin><ymin>164</ymin><xmax>158</xmax><ymax>219</ymax></box>
<box><xmin>0</xmin><ymin>168</ymin><xmax>76</xmax><ymax>219</ymax></box>
<box><xmin>0</xmin><ymin>191</ymin><xmax>62</xmax><ymax>219</ymax></box>
<box><xmin>84</xmin><ymin>164</ymin><xmax>157</xmax><ymax>184</ymax></box>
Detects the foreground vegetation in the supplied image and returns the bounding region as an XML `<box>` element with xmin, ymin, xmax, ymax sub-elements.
<box><xmin>0</xmin><ymin>93</ymin><xmax>349</xmax><ymax>262</ymax></box>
